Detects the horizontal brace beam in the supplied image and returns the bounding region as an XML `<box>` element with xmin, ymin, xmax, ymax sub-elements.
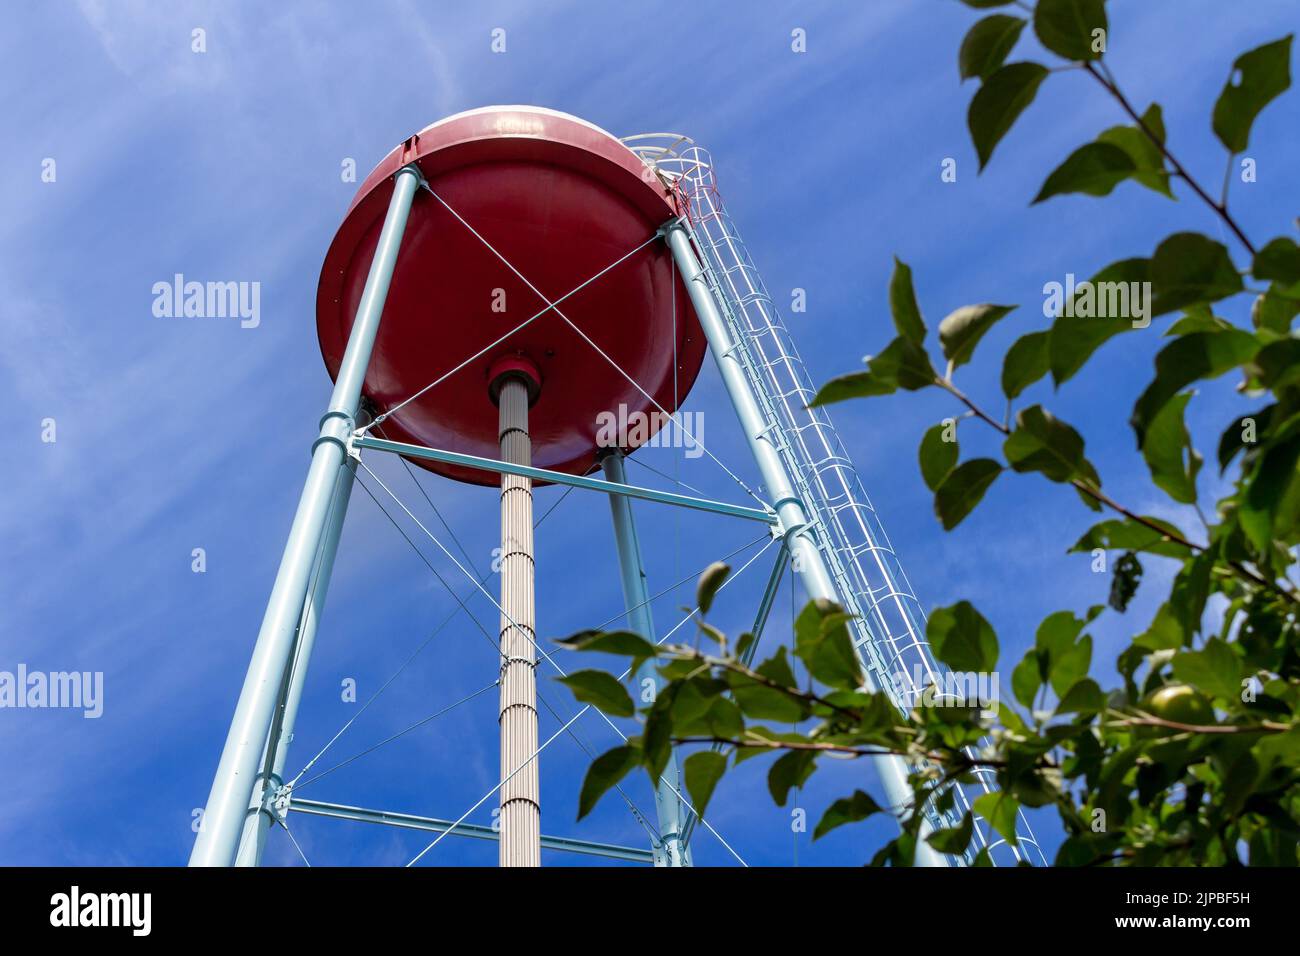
<box><xmin>288</xmin><ymin>798</ymin><xmax>654</xmax><ymax>864</ymax></box>
<box><xmin>352</xmin><ymin>435</ymin><xmax>777</xmax><ymax>525</ymax></box>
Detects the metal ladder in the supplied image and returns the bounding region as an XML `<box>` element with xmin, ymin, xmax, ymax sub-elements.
<box><xmin>627</xmin><ymin>135</ymin><xmax>1046</xmax><ymax>865</ymax></box>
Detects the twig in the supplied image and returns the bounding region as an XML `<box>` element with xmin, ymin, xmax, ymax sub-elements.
<box><xmin>1082</xmin><ymin>62</ymin><xmax>1257</xmax><ymax>257</ymax></box>
<box><xmin>934</xmin><ymin>378</ymin><xmax>1300</xmax><ymax>606</ymax></box>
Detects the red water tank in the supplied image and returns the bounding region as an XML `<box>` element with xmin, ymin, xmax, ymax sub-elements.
<box><xmin>316</xmin><ymin>106</ymin><xmax>705</xmax><ymax>485</ymax></box>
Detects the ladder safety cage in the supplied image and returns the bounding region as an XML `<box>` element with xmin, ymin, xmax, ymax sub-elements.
<box><xmin>627</xmin><ymin>135</ymin><xmax>1046</xmax><ymax>867</ymax></box>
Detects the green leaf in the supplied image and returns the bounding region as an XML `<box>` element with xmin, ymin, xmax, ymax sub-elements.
<box><xmin>1069</xmin><ymin>516</ymin><xmax>1191</xmax><ymax>559</ymax></box>
<box><xmin>1253</xmin><ymin>237</ymin><xmax>1300</xmax><ymax>284</ymax></box>
<box><xmin>974</xmin><ymin>791</ymin><xmax>1020</xmax><ymax>846</ymax></box>
<box><xmin>695</xmin><ymin>561</ymin><xmax>731</xmax><ymax>615</ymax></box>
<box><xmin>1097</xmin><ymin>103</ymin><xmax>1174</xmax><ymax>198</ymax></box>
<box><xmin>1051</xmin><ymin>634</ymin><xmax>1093</xmax><ymax>698</ymax></box>
<box><xmin>683</xmin><ymin>751</ymin><xmax>727</xmax><ymax>819</ymax></box>
<box><xmin>729</xmin><ymin>649</ymin><xmax>807</xmax><ymax>723</ymax></box>
<box><xmin>1171</xmin><ymin>638</ymin><xmax>1246</xmax><ymax>701</ymax></box>
<box><xmin>665</xmin><ymin>680</ymin><xmax>722</xmax><ymax>726</ymax></box>
<box><xmin>938</xmin><ymin>303</ymin><xmax>1016</xmax><ymax>370</ymax></box>
<box><xmin>934</xmin><ymin>458</ymin><xmax>1003</xmax><ymax>529</ymax></box>
<box><xmin>1130</xmin><ymin>328</ymin><xmax>1260</xmax><ymax>444</ymax></box>
<box><xmin>557</xmin><ymin>670</ymin><xmax>636</xmax><ymax>718</ymax></box>
<box><xmin>927</xmin><ymin>811</ymin><xmax>975</xmax><ymax>854</ymax></box>
<box><xmin>1240</xmin><ymin>433</ymin><xmax>1300</xmax><ymax>553</ymax></box>
<box><xmin>1033</xmin><ymin>610</ymin><xmax>1093</xmax><ymax>697</ymax></box>
<box><xmin>1034</xmin><ymin>608</ymin><xmax>1087</xmax><ymax>652</ymax></box>
<box><xmin>809</xmin><ymin>369</ymin><xmax>892</xmax><ymax>406</ymax></box>
<box><xmin>809</xmin><ymin>336</ymin><xmax>937</xmax><ymax>406</ymax></box>
<box><xmin>728</xmin><ymin>681</ymin><xmax>805</xmax><ymax>724</ymax></box>
<box><xmin>1169</xmin><ymin>548</ymin><xmax>1214</xmax><ymax>637</ymax></box>
<box><xmin>960</xmin><ymin>14</ymin><xmax>1027</xmax><ymax>81</ymax></box>
<box><xmin>642</xmin><ymin>698</ymin><xmax>675</xmax><ymax>779</ymax></box>
<box><xmin>1048</xmin><ymin>258</ymin><xmax>1151</xmax><ymax>385</ymax></box>
<box><xmin>557</xmin><ymin>629</ymin><xmax>658</xmax><ymax>665</ymax></box>
<box><xmin>889</xmin><ymin>257</ymin><xmax>925</xmax><ymax>343</ymax></box>
<box><xmin>754</xmin><ymin>645</ymin><xmax>799</xmax><ymax>689</ymax></box>
<box><xmin>1135</xmin><ymin>603</ymin><xmax>1183</xmax><ymax>651</ymax></box>
<box><xmin>1140</xmin><ymin>391</ymin><xmax>1202</xmax><ymax>503</ymax></box>
<box><xmin>1212</xmin><ymin>35</ymin><xmax>1293</xmax><ymax>153</ymax></box>
<box><xmin>1033</xmin><ymin>141</ymin><xmax>1136</xmax><ymax>203</ymax></box>
<box><xmin>919</xmin><ymin>421</ymin><xmax>960</xmax><ymax>491</ymax></box>
<box><xmin>928</xmin><ymin>601</ymin><xmax>999</xmax><ymax>673</ymax></box>
<box><xmin>813</xmin><ymin>789</ymin><xmax>884</xmax><ymax>839</ymax></box>
<box><xmin>1057</xmin><ymin>677</ymin><xmax>1106</xmax><ymax>715</ymax></box>
<box><xmin>793</xmin><ymin>599</ymin><xmax>862</xmax><ymax>691</ymax></box>
<box><xmin>1218</xmin><ymin>407</ymin><xmax>1272</xmax><ymax>474</ymax></box>
<box><xmin>665</xmin><ymin>678</ymin><xmax>730</xmax><ymax>737</ymax></box>
<box><xmin>1001</xmin><ymin>330</ymin><xmax>1050</xmax><ymax>399</ymax></box>
<box><xmin>1166</xmin><ymin>305</ymin><xmax>1231</xmax><ymax>335</ymax></box>
<box><xmin>1216</xmin><ymin>748</ymin><xmax>1261</xmax><ymax>819</ymax></box>
<box><xmin>1003</xmin><ymin>404</ymin><xmax>1100</xmax><ymax>484</ymax></box>
<box><xmin>1251</xmin><ymin>279</ymin><xmax>1300</xmax><ymax>332</ymax></box>
<box><xmin>872</xmin><ymin>336</ymin><xmax>940</xmax><ymax>390</ymax></box>
<box><xmin>578</xmin><ymin>744</ymin><xmax>639</xmax><ymax>819</ymax></box>
<box><xmin>1149</xmin><ymin>232</ymin><xmax>1244</xmax><ymax>316</ymax></box>
<box><xmin>1250</xmin><ymin>338</ymin><xmax>1300</xmax><ymax>391</ymax></box>
<box><xmin>767</xmin><ymin>749</ymin><xmax>816</xmax><ymax>806</ymax></box>
<box><xmin>968</xmin><ymin>62</ymin><xmax>1050</xmax><ymax>170</ymax></box>
<box><xmin>1011</xmin><ymin>651</ymin><xmax>1041</xmax><ymax>709</ymax></box>
<box><xmin>1033</xmin><ymin>0</ymin><xmax>1107</xmax><ymax>61</ymax></box>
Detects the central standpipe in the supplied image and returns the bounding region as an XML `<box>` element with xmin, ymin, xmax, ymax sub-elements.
<box><xmin>493</xmin><ymin>360</ymin><xmax>542</xmax><ymax>867</ymax></box>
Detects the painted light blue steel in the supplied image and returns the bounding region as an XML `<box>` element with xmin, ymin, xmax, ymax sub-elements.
<box><xmin>680</xmin><ymin>541</ymin><xmax>787</xmax><ymax>849</ymax></box>
<box><xmin>664</xmin><ymin>220</ymin><xmax>949</xmax><ymax>868</ymax></box>
<box><xmin>600</xmin><ymin>450</ymin><xmax>690</xmax><ymax>867</ymax></box>
<box><xmin>189</xmin><ymin>165</ymin><xmax>423</xmax><ymax>867</ymax></box>
<box><xmin>288</xmin><ymin>798</ymin><xmax>654</xmax><ymax>864</ymax></box>
<box><xmin>235</xmin><ymin>445</ymin><xmax>363</xmax><ymax>867</ymax></box>
<box><xmin>351</xmin><ymin>434</ymin><xmax>777</xmax><ymax>525</ymax></box>
<box><xmin>654</xmin><ymin>140</ymin><xmax>1046</xmax><ymax>866</ymax></box>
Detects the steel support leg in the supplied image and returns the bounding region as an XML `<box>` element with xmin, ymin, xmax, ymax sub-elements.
<box><xmin>234</xmin><ymin>413</ymin><xmax>366</xmax><ymax>867</ymax></box>
<box><xmin>665</xmin><ymin>221</ymin><xmax>946</xmax><ymax>867</ymax></box>
<box><xmin>599</xmin><ymin>450</ymin><xmax>690</xmax><ymax>867</ymax></box>
<box><xmin>190</xmin><ymin>165</ymin><xmax>422</xmax><ymax>866</ymax></box>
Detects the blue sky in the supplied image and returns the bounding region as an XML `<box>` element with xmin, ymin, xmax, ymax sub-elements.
<box><xmin>1</xmin><ymin>0</ymin><xmax>1296</xmax><ymax>866</ymax></box>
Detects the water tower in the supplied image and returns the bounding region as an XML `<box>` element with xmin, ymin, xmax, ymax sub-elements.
<box><xmin>189</xmin><ymin>106</ymin><xmax>1043</xmax><ymax>868</ymax></box>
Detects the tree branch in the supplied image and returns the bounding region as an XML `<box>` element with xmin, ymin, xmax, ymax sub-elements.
<box><xmin>1083</xmin><ymin>61</ymin><xmax>1257</xmax><ymax>257</ymax></box>
<box><xmin>935</xmin><ymin>378</ymin><xmax>1300</xmax><ymax>606</ymax></box>
<box><xmin>673</xmin><ymin>734</ymin><xmax>1009</xmax><ymax>767</ymax></box>
<box><xmin>1114</xmin><ymin>714</ymin><xmax>1291</xmax><ymax>735</ymax></box>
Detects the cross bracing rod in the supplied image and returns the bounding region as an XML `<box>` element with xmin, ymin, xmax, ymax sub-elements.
<box><xmin>288</xmin><ymin>798</ymin><xmax>653</xmax><ymax>864</ymax></box>
<box><xmin>350</xmin><ymin>435</ymin><xmax>777</xmax><ymax>525</ymax></box>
